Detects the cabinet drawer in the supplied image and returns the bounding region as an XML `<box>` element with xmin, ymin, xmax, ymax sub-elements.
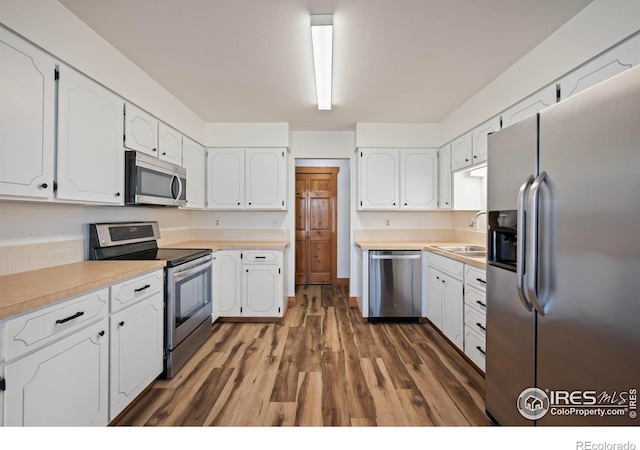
<box><xmin>464</xmin><ymin>327</ymin><xmax>486</xmax><ymax>372</ymax></box>
<box><xmin>110</xmin><ymin>270</ymin><xmax>164</xmax><ymax>313</ymax></box>
<box><xmin>464</xmin><ymin>304</ymin><xmax>486</xmax><ymax>337</ymax></box>
<box><xmin>243</xmin><ymin>251</ymin><xmax>281</xmax><ymax>264</ymax></box>
<box><xmin>465</xmin><ymin>286</ymin><xmax>487</xmax><ymax>313</ymax></box>
<box><xmin>427</xmin><ymin>252</ymin><xmax>464</xmax><ymax>280</ymax></box>
<box><xmin>465</xmin><ymin>265</ymin><xmax>486</xmax><ymax>291</ymax></box>
<box><xmin>5</xmin><ymin>288</ymin><xmax>109</xmax><ymax>361</ymax></box>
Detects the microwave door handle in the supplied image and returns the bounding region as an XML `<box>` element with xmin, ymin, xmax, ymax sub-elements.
<box><xmin>170</xmin><ymin>175</ymin><xmax>179</xmax><ymax>201</ymax></box>
<box><xmin>526</xmin><ymin>172</ymin><xmax>547</xmax><ymax>316</ymax></box>
<box><xmin>175</xmin><ymin>173</ymin><xmax>183</xmax><ymax>203</ymax></box>
<box><xmin>172</xmin><ymin>261</ymin><xmax>213</xmax><ymax>282</ymax></box>
<box><xmin>516</xmin><ymin>176</ymin><xmax>534</xmax><ymax>312</ymax></box>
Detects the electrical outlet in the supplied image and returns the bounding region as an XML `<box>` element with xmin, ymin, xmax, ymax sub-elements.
<box><xmin>272</xmin><ymin>218</ymin><xmax>278</xmax><ymax>227</ymax></box>
<box><xmin>385</xmin><ymin>219</ymin><xmax>390</xmax><ymax>227</ymax></box>
<box><xmin>215</xmin><ymin>219</ymin><xmax>220</xmax><ymax>226</ymax></box>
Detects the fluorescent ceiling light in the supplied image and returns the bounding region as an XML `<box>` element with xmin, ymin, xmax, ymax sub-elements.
<box><xmin>469</xmin><ymin>165</ymin><xmax>488</xmax><ymax>177</ymax></box>
<box><xmin>311</xmin><ymin>14</ymin><xmax>333</xmax><ymax>110</ymax></box>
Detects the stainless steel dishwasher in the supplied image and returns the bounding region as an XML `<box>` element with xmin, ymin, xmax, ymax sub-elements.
<box><xmin>369</xmin><ymin>250</ymin><xmax>421</xmax><ymax>322</ymax></box>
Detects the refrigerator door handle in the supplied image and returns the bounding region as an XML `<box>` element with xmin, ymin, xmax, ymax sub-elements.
<box><xmin>526</xmin><ymin>171</ymin><xmax>547</xmax><ymax>316</ymax></box>
<box><xmin>517</xmin><ymin>175</ymin><xmax>534</xmax><ymax>312</ymax></box>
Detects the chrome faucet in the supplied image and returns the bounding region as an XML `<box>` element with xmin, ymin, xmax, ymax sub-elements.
<box><xmin>469</xmin><ymin>211</ymin><xmax>487</xmax><ymax>227</ymax></box>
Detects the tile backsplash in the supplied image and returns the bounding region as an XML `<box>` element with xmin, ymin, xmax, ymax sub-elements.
<box><xmin>0</xmin><ymin>239</ymin><xmax>84</xmax><ymax>276</ymax></box>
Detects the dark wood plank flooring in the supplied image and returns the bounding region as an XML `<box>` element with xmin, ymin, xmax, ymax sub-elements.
<box><xmin>112</xmin><ymin>285</ymin><xmax>491</xmax><ymax>426</ymax></box>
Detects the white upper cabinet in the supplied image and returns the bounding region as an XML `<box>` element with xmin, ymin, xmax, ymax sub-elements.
<box><xmin>471</xmin><ymin>116</ymin><xmax>500</xmax><ymax>165</ymax></box>
<box><xmin>0</xmin><ymin>27</ymin><xmax>56</xmax><ymax>200</ymax></box>
<box><xmin>124</xmin><ymin>103</ymin><xmax>158</xmax><ymax>157</ymax></box>
<box><xmin>560</xmin><ymin>32</ymin><xmax>640</xmax><ymax>100</ymax></box>
<box><xmin>501</xmin><ymin>84</ymin><xmax>557</xmax><ymax>129</ymax></box>
<box><xmin>358</xmin><ymin>148</ymin><xmax>400</xmax><ymax>210</ymax></box>
<box><xmin>182</xmin><ymin>137</ymin><xmax>206</xmax><ymax>209</ymax></box>
<box><xmin>56</xmin><ymin>64</ymin><xmax>124</xmax><ymax>204</ymax></box>
<box><xmin>245</xmin><ymin>148</ymin><xmax>287</xmax><ymax>210</ymax></box>
<box><xmin>158</xmin><ymin>122</ymin><xmax>182</xmax><ymax>166</ymax></box>
<box><xmin>207</xmin><ymin>148</ymin><xmax>287</xmax><ymax>210</ymax></box>
<box><xmin>438</xmin><ymin>144</ymin><xmax>452</xmax><ymax>209</ymax></box>
<box><xmin>399</xmin><ymin>148</ymin><xmax>438</xmax><ymax>210</ymax></box>
<box><xmin>207</xmin><ymin>149</ymin><xmax>245</xmax><ymax>209</ymax></box>
<box><xmin>450</xmin><ymin>133</ymin><xmax>473</xmax><ymax>171</ymax></box>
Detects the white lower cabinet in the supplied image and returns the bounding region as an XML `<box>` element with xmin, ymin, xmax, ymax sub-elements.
<box><xmin>109</xmin><ymin>292</ymin><xmax>163</xmax><ymax>421</ymax></box>
<box><xmin>214</xmin><ymin>250</ymin><xmax>284</xmax><ymax>318</ymax></box>
<box><xmin>0</xmin><ymin>269</ymin><xmax>164</xmax><ymax>426</ymax></box>
<box><xmin>3</xmin><ymin>318</ymin><xmax>109</xmax><ymax>426</ymax></box>
<box><xmin>464</xmin><ymin>266</ymin><xmax>487</xmax><ymax>372</ymax></box>
<box><xmin>426</xmin><ymin>254</ymin><xmax>464</xmax><ymax>351</ymax></box>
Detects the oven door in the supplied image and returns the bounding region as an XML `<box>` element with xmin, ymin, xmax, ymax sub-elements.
<box><xmin>166</xmin><ymin>255</ymin><xmax>213</xmax><ymax>350</ymax></box>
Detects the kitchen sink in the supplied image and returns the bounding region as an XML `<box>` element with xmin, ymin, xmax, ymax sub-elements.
<box><xmin>455</xmin><ymin>251</ymin><xmax>486</xmax><ymax>258</ymax></box>
<box><xmin>433</xmin><ymin>245</ymin><xmax>486</xmax><ymax>252</ymax></box>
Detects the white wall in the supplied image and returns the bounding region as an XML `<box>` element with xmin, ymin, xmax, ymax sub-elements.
<box><xmin>0</xmin><ymin>0</ymin><xmax>206</xmax><ymax>143</ymax></box>
<box><xmin>440</xmin><ymin>0</ymin><xmax>640</xmax><ymax>144</ymax></box>
<box><xmin>356</xmin><ymin>123</ymin><xmax>440</xmax><ymax>148</ymax></box>
<box><xmin>295</xmin><ymin>159</ymin><xmax>350</xmax><ymax>279</ymax></box>
<box><xmin>205</xmin><ymin>123</ymin><xmax>289</xmax><ymax>147</ymax></box>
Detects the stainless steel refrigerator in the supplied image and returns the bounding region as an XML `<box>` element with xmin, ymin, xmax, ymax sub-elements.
<box><xmin>485</xmin><ymin>65</ymin><xmax>640</xmax><ymax>426</ymax></box>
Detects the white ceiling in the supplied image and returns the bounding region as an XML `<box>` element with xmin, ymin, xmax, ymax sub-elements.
<box><xmin>58</xmin><ymin>0</ymin><xmax>592</xmax><ymax>131</ymax></box>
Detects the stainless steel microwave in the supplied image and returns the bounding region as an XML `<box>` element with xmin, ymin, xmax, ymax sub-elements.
<box><xmin>125</xmin><ymin>151</ymin><xmax>187</xmax><ymax>207</ymax></box>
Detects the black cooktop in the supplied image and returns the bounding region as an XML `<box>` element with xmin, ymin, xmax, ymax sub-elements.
<box><xmin>106</xmin><ymin>247</ymin><xmax>211</xmax><ymax>267</ymax></box>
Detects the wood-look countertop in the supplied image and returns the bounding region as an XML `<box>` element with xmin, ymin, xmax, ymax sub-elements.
<box><xmin>355</xmin><ymin>240</ymin><xmax>486</xmax><ymax>270</ymax></box>
<box><xmin>0</xmin><ymin>260</ymin><xmax>166</xmax><ymax>320</ymax></box>
<box><xmin>161</xmin><ymin>240</ymin><xmax>290</xmax><ymax>251</ymax></box>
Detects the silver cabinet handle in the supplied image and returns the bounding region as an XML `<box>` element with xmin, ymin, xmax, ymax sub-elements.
<box><xmin>517</xmin><ymin>175</ymin><xmax>534</xmax><ymax>312</ymax></box>
<box><xmin>526</xmin><ymin>172</ymin><xmax>547</xmax><ymax>316</ymax></box>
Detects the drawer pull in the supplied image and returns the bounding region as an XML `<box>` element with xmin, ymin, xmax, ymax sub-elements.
<box><xmin>476</xmin><ymin>346</ymin><xmax>486</xmax><ymax>356</ymax></box>
<box><xmin>476</xmin><ymin>278</ymin><xmax>486</xmax><ymax>284</ymax></box>
<box><xmin>55</xmin><ymin>311</ymin><xmax>84</xmax><ymax>324</ymax></box>
<box><xmin>476</xmin><ymin>300</ymin><xmax>486</xmax><ymax>308</ymax></box>
<box><xmin>476</xmin><ymin>322</ymin><xmax>486</xmax><ymax>332</ymax></box>
<box><xmin>134</xmin><ymin>284</ymin><xmax>151</xmax><ymax>293</ymax></box>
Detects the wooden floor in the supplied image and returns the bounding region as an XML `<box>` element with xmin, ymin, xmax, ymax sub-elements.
<box><xmin>112</xmin><ymin>285</ymin><xmax>491</xmax><ymax>426</ymax></box>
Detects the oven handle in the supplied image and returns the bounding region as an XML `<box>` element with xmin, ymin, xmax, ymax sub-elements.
<box><xmin>172</xmin><ymin>261</ymin><xmax>213</xmax><ymax>282</ymax></box>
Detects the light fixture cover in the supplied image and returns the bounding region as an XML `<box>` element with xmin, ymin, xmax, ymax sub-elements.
<box><xmin>311</xmin><ymin>14</ymin><xmax>333</xmax><ymax>110</ymax></box>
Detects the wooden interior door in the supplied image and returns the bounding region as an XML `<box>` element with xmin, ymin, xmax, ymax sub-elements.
<box><xmin>295</xmin><ymin>167</ymin><xmax>338</xmax><ymax>285</ymax></box>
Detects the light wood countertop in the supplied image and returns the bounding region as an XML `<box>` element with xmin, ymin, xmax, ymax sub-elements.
<box><xmin>355</xmin><ymin>240</ymin><xmax>486</xmax><ymax>270</ymax></box>
<box><xmin>0</xmin><ymin>260</ymin><xmax>166</xmax><ymax>320</ymax></box>
<box><xmin>162</xmin><ymin>240</ymin><xmax>290</xmax><ymax>251</ymax></box>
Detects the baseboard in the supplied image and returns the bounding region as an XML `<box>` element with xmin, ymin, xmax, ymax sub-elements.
<box><xmin>349</xmin><ymin>296</ymin><xmax>358</xmax><ymax>309</ymax></box>
<box><xmin>334</xmin><ymin>277</ymin><xmax>349</xmax><ymax>286</ymax></box>
<box><xmin>423</xmin><ymin>318</ymin><xmax>485</xmax><ymax>377</ymax></box>
<box><xmin>288</xmin><ymin>296</ymin><xmax>295</xmax><ymax>307</ymax></box>
<box><xmin>217</xmin><ymin>317</ymin><xmax>284</xmax><ymax>323</ymax></box>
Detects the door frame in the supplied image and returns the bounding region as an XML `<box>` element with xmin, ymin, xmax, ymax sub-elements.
<box><xmin>295</xmin><ymin>166</ymin><xmax>339</xmax><ymax>285</ymax></box>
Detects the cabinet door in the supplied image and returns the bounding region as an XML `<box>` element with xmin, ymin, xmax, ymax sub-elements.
<box><xmin>242</xmin><ymin>265</ymin><xmax>282</xmax><ymax>317</ymax></box>
<box><xmin>399</xmin><ymin>148</ymin><xmax>438</xmax><ymax>210</ymax></box>
<box><xmin>501</xmin><ymin>84</ymin><xmax>557</xmax><ymax>129</ymax></box>
<box><xmin>214</xmin><ymin>251</ymin><xmax>242</xmax><ymax>316</ymax></box>
<box><xmin>4</xmin><ymin>319</ymin><xmax>109</xmax><ymax>426</ymax></box>
<box><xmin>0</xmin><ymin>27</ymin><xmax>56</xmax><ymax>199</ymax></box>
<box><xmin>245</xmin><ymin>148</ymin><xmax>286</xmax><ymax>210</ymax></box>
<box><xmin>441</xmin><ymin>273</ymin><xmax>464</xmax><ymax>350</ymax></box>
<box><xmin>182</xmin><ymin>137</ymin><xmax>206</xmax><ymax>209</ymax></box>
<box><xmin>425</xmin><ymin>268</ymin><xmax>442</xmax><ymax>330</ymax></box>
<box><xmin>109</xmin><ymin>293</ymin><xmax>163</xmax><ymax>421</ymax></box>
<box><xmin>56</xmin><ymin>65</ymin><xmax>124</xmax><ymax>204</ymax></box>
<box><xmin>158</xmin><ymin>122</ymin><xmax>183</xmax><ymax>166</ymax></box>
<box><xmin>560</xmin><ymin>33</ymin><xmax>640</xmax><ymax>100</ymax></box>
<box><xmin>471</xmin><ymin>117</ymin><xmax>500</xmax><ymax>165</ymax></box>
<box><xmin>124</xmin><ymin>103</ymin><xmax>158</xmax><ymax>156</ymax></box>
<box><xmin>450</xmin><ymin>133</ymin><xmax>472</xmax><ymax>171</ymax></box>
<box><xmin>358</xmin><ymin>148</ymin><xmax>399</xmax><ymax>210</ymax></box>
<box><xmin>207</xmin><ymin>149</ymin><xmax>244</xmax><ymax>209</ymax></box>
<box><xmin>438</xmin><ymin>145</ymin><xmax>452</xmax><ymax>209</ymax></box>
